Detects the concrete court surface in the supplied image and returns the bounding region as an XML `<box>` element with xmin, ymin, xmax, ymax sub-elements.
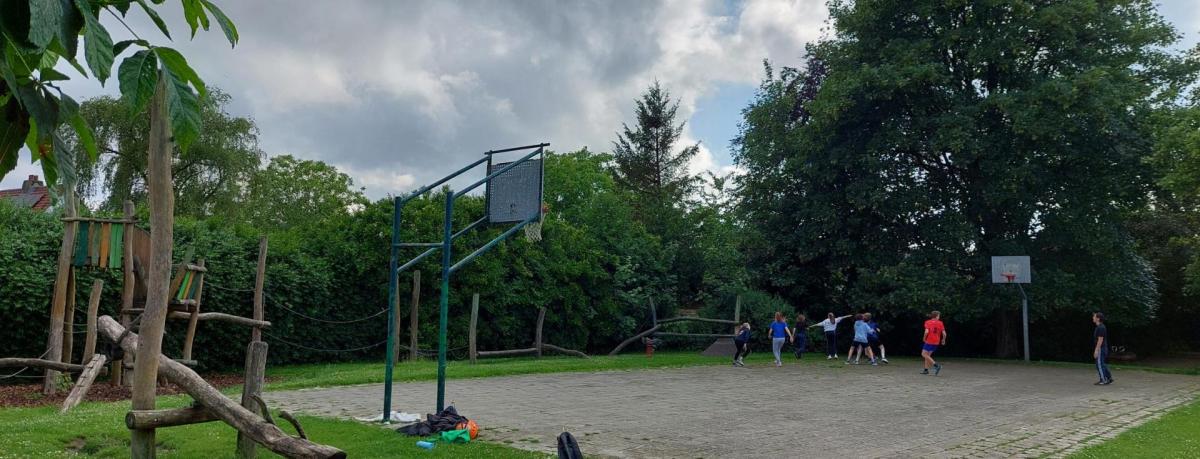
<box><xmin>263</xmin><ymin>359</ymin><xmax>1200</xmax><ymax>458</ymax></box>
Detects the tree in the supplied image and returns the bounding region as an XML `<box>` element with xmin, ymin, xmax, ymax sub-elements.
<box><xmin>736</xmin><ymin>0</ymin><xmax>1196</xmax><ymax>356</ymax></box>
<box><xmin>240</xmin><ymin>155</ymin><xmax>366</xmax><ymax>232</ymax></box>
<box><xmin>611</xmin><ymin>81</ymin><xmax>699</xmax><ymax>236</ymax></box>
<box><xmin>0</xmin><ymin>0</ymin><xmax>238</xmax><ymax>187</ymax></box>
<box><xmin>63</xmin><ymin>89</ymin><xmax>262</xmax><ymax>216</ymax></box>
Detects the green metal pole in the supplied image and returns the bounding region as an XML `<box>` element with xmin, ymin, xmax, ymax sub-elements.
<box><xmin>382</xmin><ymin>197</ymin><xmax>401</xmax><ymax>422</ymax></box>
<box><xmin>437</xmin><ymin>194</ymin><xmax>455</xmax><ymax>412</ymax></box>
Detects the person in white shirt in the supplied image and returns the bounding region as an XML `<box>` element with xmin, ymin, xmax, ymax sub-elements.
<box><xmin>810</xmin><ymin>312</ymin><xmax>852</xmax><ymax>359</ymax></box>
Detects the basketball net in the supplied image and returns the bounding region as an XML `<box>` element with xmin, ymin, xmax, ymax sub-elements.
<box><xmin>1002</xmin><ymin>272</ymin><xmax>1016</xmax><ymax>283</ymax></box>
<box><xmin>524</xmin><ymin>203</ymin><xmax>548</xmax><ymax>242</ymax></box>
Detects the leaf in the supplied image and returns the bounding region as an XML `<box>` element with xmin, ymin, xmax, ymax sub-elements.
<box><xmin>0</xmin><ymin>101</ymin><xmax>31</xmax><ymax>178</ymax></box>
<box><xmin>134</xmin><ymin>0</ymin><xmax>171</xmax><ymax>40</ymax></box>
<box><xmin>0</xmin><ymin>1</ymin><xmax>33</xmax><ymax>49</ymax></box>
<box><xmin>53</xmin><ymin>93</ymin><xmax>93</xmax><ymax>160</ymax></box>
<box><xmin>113</xmin><ymin>0</ymin><xmax>131</xmax><ymax>15</ymax></box>
<box><xmin>29</xmin><ymin>0</ymin><xmax>64</xmax><ymax>49</ymax></box>
<box><xmin>75</xmin><ymin>0</ymin><xmax>114</xmax><ymax>84</ymax></box>
<box><xmin>154</xmin><ymin>47</ymin><xmax>205</xmax><ymax>98</ymax></box>
<box><xmin>201</xmin><ymin>0</ymin><xmax>237</xmax><ymax>47</ymax></box>
<box><xmin>163</xmin><ymin>65</ymin><xmax>201</xmax><ymax>150</ymax></box>
<box><xmin>112</xmin><ymin>39</ymin><xmax>147</xmax><ymax>58</ymax></box>
<box><xmin>50</xmin><ymin>131</ymin><xmax>77</xmax><ymax>186</ymax></box>
<box><xmin>39</xmin><ymin>67</ymin><xmax>70</xmax><ymax>81</ymax></box>
<box><xmin>117</xmin><ymin>50</ymin><xmax>157</xmax><ymax>112</ymax></box>
<box><xmin>54</xmin><ymin>0</ymin><xmax>83</xmax><ymax>57</ymax></box>
<box><xmin>181</xmin><ymin>0</ymin><xmax>209</xmax><ymax>38</ymax></box>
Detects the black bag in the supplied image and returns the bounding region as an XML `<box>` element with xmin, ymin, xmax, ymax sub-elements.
<box><xmin>397</xmin><ymin>405</ymin><xmax>469</xmax><ymax>437</ymax></box>
<box><xmin>557</xmin><ymin>431</ymin><xmax>583</xmax><ymax>459</ymax></box>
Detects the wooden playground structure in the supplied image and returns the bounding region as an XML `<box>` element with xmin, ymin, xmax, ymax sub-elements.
<box><xmin>609</xmin><ymin>297</ymin><xmax>742</xmax><ymax>355</ymax></box>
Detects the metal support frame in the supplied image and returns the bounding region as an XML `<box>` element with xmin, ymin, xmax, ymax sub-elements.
<box><xmin>1017</xmin><ymin>283</ymin><xmax>1030</xmax><ymax>363</ymax></box>
<box><xmin>382</xmin><ymin>143</ymin><xmax>547</xmax><ymax>422</ymax></box>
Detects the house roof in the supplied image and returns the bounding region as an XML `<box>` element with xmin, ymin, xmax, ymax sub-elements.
<box><xmin>0</xmin><ymin>175</ymin><xmax>51</xmax><ymax>211</ymax></box>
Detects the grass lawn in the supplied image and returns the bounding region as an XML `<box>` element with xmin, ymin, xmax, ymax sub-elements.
<box><xmin>0</xmin><ymin>395</ymin><xmax>547</xmax><ymax>458</ymax></box>
<box><xmin>264</xmin><ymin>350</ymin><xmax>778</xmax><ymax>391</ymax></box>
<box><xmin>1070</xmin><ymin>396</ymin><xmax>1200</xmax><ymax>458</ymax></box>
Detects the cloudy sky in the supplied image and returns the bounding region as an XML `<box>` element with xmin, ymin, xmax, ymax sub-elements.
<box><xmin>4</xmin><ymin>0</ymin><xmax>1198</xmax><ymax>198</ymax></box>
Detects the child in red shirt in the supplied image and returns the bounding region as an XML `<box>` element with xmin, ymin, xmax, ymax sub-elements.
<box><xmin>921</xmin><ymin>311</ymin><xmax>946</xmax><ymax>375</ymax></box>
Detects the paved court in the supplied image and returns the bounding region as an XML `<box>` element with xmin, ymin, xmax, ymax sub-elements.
<box><xmin>263</xmin><ymin>360</ymin><xmax>1200</xmax><ymax>458</ymax></box>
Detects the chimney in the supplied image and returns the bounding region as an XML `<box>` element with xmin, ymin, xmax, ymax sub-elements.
<box><xmin>21</xmin><ymin>175</ymin><xmax>43</xmax><ymax>193</ymax></box>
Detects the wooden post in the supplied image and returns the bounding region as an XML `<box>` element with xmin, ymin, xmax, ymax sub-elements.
<box><xmin>115</xmin><ymin>200</ymin><xmax>135</xmax><ymax>386</ymax></box>
<box><xmin>391</xmin><ymin>272</ymin><xmax>403</xmax><ymax>364</ymax></box>
<box><xmin>127</xmin><ymin>405</ymin><xmax>219</xmax><ymax>430</ymax></box>
<box><xmin>181</xmin><ymin>259</ymin><xmax>205</xmax><ymax>361</ymax></box>
<box><xmin>45</xmin><ymin>191</ymin><xmax>78</xmax><ymax>394</ymax></box>
<box><xmin>535</xmin><ymin>307</ymin><xmax>545</xmax><ymax>358</ymax></box>
<box><xmin>650</xmin><ymin>297</ymin><xmax>657</xmax><ymax>327</ymax></box>
<box><xmin>63</xmin><ymin>269</ymin><xmax>76</xmax><ymax>364</ymax></box>
<box><xmin>252</xmin><ymin>237</ymin><xmax>267</xmax><ymax>343</ymax></box>
<box><xmin>130</xmin><ymin>74</ymin><xmax>174</xmax><ymax>459</ymax></box>
<box><xmin>408</xmin><ymin>271</ymin><xmax>420</xmax><ymax>361</ymax></box>
<box><xmin>83</xmin><ymin>280</ymin><xmax>103</xmax><ymax>359</ymax></box>
<box><xmin>237</xmin><ymin>341</ymin><xmax>269</xmax><ymax>458</ymax></box>
<box><xmin>469</xmin><ymin>294</ymin><xmax>479</xmax><ymax>364</ymax></box>
<box><xmin>734</xmin><ymin>294</ymin><xmax>741</xmax><ymax>324</ymax></box>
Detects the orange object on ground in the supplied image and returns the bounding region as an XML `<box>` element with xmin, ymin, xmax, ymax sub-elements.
<box><xmin>455</xmin><ymin>420</ymin><xmax>479</xmax><ymax>439</ymax></box>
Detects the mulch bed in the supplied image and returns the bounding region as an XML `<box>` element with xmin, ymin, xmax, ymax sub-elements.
<box><xmin>0</xmin><ymin>374</ymin><xmax>276</xmax><ymax>409</ymax></box>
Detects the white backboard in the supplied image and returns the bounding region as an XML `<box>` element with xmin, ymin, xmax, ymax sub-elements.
<box><xmin>991</xmin><ymin>256</ymin><xmax>1031</xmax><ymax>284</ymax></box>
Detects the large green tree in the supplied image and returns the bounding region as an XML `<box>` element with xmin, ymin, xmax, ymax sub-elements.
<box><xmin>239</xmin><ymin>155</ymin><xmax>366</xmax><ymax>232</ymax></box>
<box><xmin>737</xmin><ymin>0</ymin><xmax>1196</xmax><ymax>356</ymax></box>
<box><xmin>63</xmin><ymin>89</ymin><xmax>262</xmax><ymax>216</ymax></box>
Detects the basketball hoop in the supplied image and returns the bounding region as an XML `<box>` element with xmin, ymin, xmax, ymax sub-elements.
<box><xmin>524</xmin><ymin>203</ymin><xmax>548</xmax><ymax>242</ymax></box>
<box><xmin>1002</xmin><ymin>272</ymin><xmax>1017</xmax><ymax>283</ymax></box>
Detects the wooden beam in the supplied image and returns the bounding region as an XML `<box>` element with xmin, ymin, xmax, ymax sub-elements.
<box><xmin>47</xmin><ymin>188</ymin><xmax>79</xmax><ymax>393</ymax></box>
<box><xmin>0</xmin><ymin>358</ymin><xmax>104</xmax><ymax>373</ymax></box>
<box><xmin>99</xmin><ymin>316</ymin><xmax>346</xmax><ymax>458</ymax></box>
<box><xmin>468</xmin><ymin>294</ymin><xmax>478</xmax><ymax>364</ymax></box>
<box><xmin>734</xmin><ymin>295</ymin><xmax>741</xmax><ymax>324</ymax></box>
<box><xmin>115</xmin><ymin>202</ymin><xmax>135</xmax><ymax>387</ymax></box>
<box><xmin>83</xmin><ymin>280</ymin><xmax>103</xmax><ymax>359</ymax></box>
<box><xmin>542</xmin><ymin>343</ymin><xmax>588</xmax><ymax>359</ymax></box>
<box><xmin>608</xmin><ymin>325</ymin><xmax>663</xmax><ymax>356</ymax></box>
<box><xmin>654</xmin><ymin>332</ymin><xmax>736</xmax><ymax>338</ymax></box>
<box><xmin>408</xmin><ymin>271</ymin><xmax>420</xmax><ymax>361</ymax></box>
<box><xmin>657</xmin><ymin>317</ymin><xmax>738</xmax><ymax>325</ymax></box>
<box><xmin>476</xmin><ymin>348</ymin><xmax>538</xmax><ymax>357</ymax></box>
<box><xmin>535</xmin><ymin>307</ymin><xmax>545</xmax><ymax>359</ymax></box>
<box><xmin>130</xmin><ymin>74</ymin><xmax>174</xmax><ymax>459</ymax></box>
<box><xmin>63</xmin><ymin>268</ymin><xmax>76</xmax><ymax>365</ymax></box>
<box><xmin>181</xmin><ymin>259</ymin><xmax>205</xmax><ymax>361</ymax></box>
<box><xmin>237</xmin><ymin>341</ymin><xmax>269</xmax><ymax>458</ymax></box>
<box><xmin>61</xmin><ymin>354</ymin><xmax>108</xmax><ymax>413</ymax></box>
<box><xmin>126</xmin><ymin>405</ymin><xmax>219</xmax><ymax>430</ymax></box>
<box><xmin>167</xmin><ymin>312</ymin><xmax>271</xmax><ymax>328</ymax></box>
<box><xmin>252</xmin><ymin>237</ymin><xmax>267</xmax><ymax>343</ymax></box>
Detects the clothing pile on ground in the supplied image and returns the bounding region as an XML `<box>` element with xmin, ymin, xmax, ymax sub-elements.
<box><xmin>396</xmin><ymin>405</ymin><xmax>471</xmax><ymax>437</ymax></box>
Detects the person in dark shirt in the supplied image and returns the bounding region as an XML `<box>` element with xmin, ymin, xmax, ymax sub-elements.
<box><xmin>733</xmin><ymin>323</ymin><xmax>751</xmax><ymax>367</ymax></box>
<box><xmin>1093</xmin><ymin>312</ymin><xmax>1113</xmax><ymax>385</ymax></box>
<box><xmin>793</xmin><ymin>314</ymin><xmax>809</xmax><ymax>359</ymax></box>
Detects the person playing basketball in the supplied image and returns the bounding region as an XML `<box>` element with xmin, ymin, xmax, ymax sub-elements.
<box><xmin>921</xmin><ymin>311</ymin><xmax>946</xmax><ymax>375</ymax></box>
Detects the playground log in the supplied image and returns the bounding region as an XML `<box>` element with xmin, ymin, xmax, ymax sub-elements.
<box><xmin>542</xmin><ymin>343</ymin><xmax>589</xmax><ymax>358</ymax></box>
<box><xmin>166</xmin><ymin>312</ymin><xmax>271</xmax><ymax>329</ymax></box>
<box><xmin>98</xmin><ymin>316</ymin><xmax>346</xmax><ymax>459</ymax></box>
<box><xmin>126</xmin><ymin>405</ymin><xmax>219</xmax><ymax>430</ymax></box>
<box><xmin>608</xmin><ymin>325</ymin><xmax>662</xmax><ymax>356</ymax></box>
<box><xmin>0</xmin><ymin>358</ymin><xmax>105</xmax><ymax>374</ymax></box>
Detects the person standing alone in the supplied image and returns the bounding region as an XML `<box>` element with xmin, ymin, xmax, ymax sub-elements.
<box><xmin>769</xmin><ymin>312</ymin><xmax>794</xmax><ymax>367</ymax></box>
<box><xmin>1093</xmin><ymin>312</ymin><xmax>1113</xmax><ymax>385</ymax></box>
<box><xmin>732</xmin><ymin>323</ymin><xmax>751</xmax><ymax>367</ymax></box>
<box><xmin>921</xmin><ymin>311</ymin><xmax>946</xmax><ymax>375</ymax></box>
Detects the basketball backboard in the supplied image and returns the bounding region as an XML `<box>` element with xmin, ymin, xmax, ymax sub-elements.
<box><xmin>485</xmin><ymin>159</ymin><xmax>543</xmax><ymax>223</ymax></box>
<box><xmin>991</xmin><ymin>256</ymin><xmax>1031</xmax><ymax>284</ymax></box>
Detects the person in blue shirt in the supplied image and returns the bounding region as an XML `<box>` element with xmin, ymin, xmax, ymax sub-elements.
<box><xmin>865</xmin><ymin>312</ymin><xmax>888</xmax><ymax>364</ymax></box>
<box><xmin>732</xmin><ymin>323</ymin><xmax>751</xmax><ymax>367</ymax></box>
<box><xmin>768</xmin><ymin>312</ymin><xmax>794</xmax><ymax>367</ymax></box>
<box><xmin>846</xmin><ymin>313</ymin><xmax>878</xmax><ymax>365</ymax></box>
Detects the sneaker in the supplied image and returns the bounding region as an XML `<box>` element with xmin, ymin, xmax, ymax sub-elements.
<box><xmin>826</xmin><ymin>355</ymin><xmax>833</xmax><ymax>360</ymax></box>
<box><xmin>1100</xmin><ymin>379</ymin><xmax>1113</xmax><ymax>385</ymax></box>
<box><xmin>882</xmin><ymin>358</ymin><xmax>889</xmax><ymax>364</ymax></box>
<box><xmin>845</xmin><ymin>360</ymin><xmax>851</xmax><ymax>365</ymax></box>
<box><xmin>733</xmin><ymin>362</ymin><xmax>740</xmax><ymax>367</ymax></box>
<box><xmin>854</xmin><ymin>360</ymin><xmax>860</xmax><ymax>365</ymax></box>
<box><xmin>872</xmin><ymin>361</ymin><xmax>879</xmax><ymax>366</ymax></box>
<box><xmin>834</xmin><ymin>354</ymin><xmax>838</xmax><ymax>358</ymax></box>
<box><xmin>775</xmin><ymin>361</ymin><xmax>782</xmax><ymax>367</ymax></box>
<box><xmin>933</xmin><ymin>363</ymin><xmax>942</xmax><ymax>376</ymax></box>
<box><xmin>1093</xmin><ymin>380</ymin><xmax>1104</xmax><ymax>385</ymax></box>
<box><xmin>920</xmin><ymin>369</ymin><xmax>929</xmax><ymax>375</ymax></box>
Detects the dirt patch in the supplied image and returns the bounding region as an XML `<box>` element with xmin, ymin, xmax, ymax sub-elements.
<box><xmin>0</xmin><ymin>374</ymin><xmax>277</xmax><ymax>408</ymax></box>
